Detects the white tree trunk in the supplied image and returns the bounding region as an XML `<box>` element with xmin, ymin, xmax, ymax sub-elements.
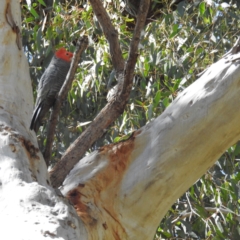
<box><xmin>1</xmin><ymin>1</ymin><xmax>240</xmax><ymax>240</ymax></box>
<box><xmin>61</xmin><ymin>46</ymin><xmax>240</xmax><ymax>239</ymax></box>
<box><xmin>0</xmin><ymin>1</ymin><xmax>86</xmax><ymax>239</ymax></box>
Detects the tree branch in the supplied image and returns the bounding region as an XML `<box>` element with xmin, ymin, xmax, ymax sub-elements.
<box><xmin>88</xmin><ymin>0</ymin><xmax>125</xmax><ymax>75</ymax></box>
<box><xmin>43</xmin><ymin>36</ymin><xmax>88</xmax><ymax>165</ymax></box>
<box><xmin>121</xmin><ymin>0</ymin><xmax>150</xmax><ymax>95</ymax></box>
<box><xmin>50</xmin><ymin>0</ymin><xmax>150</xmax><ymax>188</ymax></box>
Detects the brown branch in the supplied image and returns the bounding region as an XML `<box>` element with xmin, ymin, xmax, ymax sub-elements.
<box><xmin>89</xmin><ymin>0</ymin><xmax>125</xmax><ymax>75</ymax></box>
<box><xmin>122</xmin><ymin>0</ymin><xmax>150</xmax><ymax>95</ymax></box>
<box><xmin>43</xmin><ymin>36</ymin><xmax>89</xmax><ymax>165</ymax></box>
<box><xmin>49</xmin><ymin>0</ymin><xmax>150</xmax><ymax>188</ymax></box>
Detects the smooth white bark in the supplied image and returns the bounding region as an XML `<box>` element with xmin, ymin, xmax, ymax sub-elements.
<box><xmin>0</xmin><ymin>1</ymin><xmax>86</xmax><ymax>239</ymax></box>
<box><xmin>61</xmin><ymin>45</ymin><xmax>240</xmax><ymax>239</ymax></box>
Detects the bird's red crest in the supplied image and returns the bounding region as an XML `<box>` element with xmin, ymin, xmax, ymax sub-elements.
<box><xmin>55</xmin><ymin>48</ymin><xmax>73</xmax><ymax>62</ymax></box>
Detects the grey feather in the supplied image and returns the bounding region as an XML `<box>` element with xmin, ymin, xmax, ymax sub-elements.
<box><xmin>30</xmin><ymin>55</ymin><xmax>71</xmax><ymax>132</ymax></box>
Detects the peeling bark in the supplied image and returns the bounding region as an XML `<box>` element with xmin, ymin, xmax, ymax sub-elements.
<box><xmin>61</xmin><ymin>41</ymin><xmax>240</xmax><ymax>239</ymax></box>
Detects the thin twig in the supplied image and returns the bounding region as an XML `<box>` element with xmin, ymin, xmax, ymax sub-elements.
<box><xmin>121</xmin><ymin>0</ymin><xmax>150</xmax><ymax>95</ymax></box>
<box><xmin>43</xmin><ymin>36</ymin><xmax>89</xmax><ymax>165</ymax></box>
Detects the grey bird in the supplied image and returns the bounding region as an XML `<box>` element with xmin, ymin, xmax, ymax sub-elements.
<box><xmin>30</xmin><ymin>48</ymin><xmax>73</xmax><ymax>132</ymax></box>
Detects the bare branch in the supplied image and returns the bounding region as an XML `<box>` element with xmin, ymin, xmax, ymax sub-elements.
<box><xmin>121</xmin><ymin>0</ymin><xmax>150</xmax><ymax>94</ymax></box>
<box><xmin>89</xmin><ymin>0</ymin><xmax>125</xmax><ymax>75</ymax></box>
<box><xmin>50</xmin><ymin>0</ymin><xmax>150</xmax><ymax>188</ymax></box>
<box><xmin>43</xmin><ymin>36</ymin><xmax>88</xmax><ymax>165</ymax></box>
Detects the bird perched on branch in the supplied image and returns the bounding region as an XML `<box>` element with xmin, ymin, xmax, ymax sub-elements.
<box><xmin>30</xmin><ymin>48</ymin><xmax>73</xmax><ymax>132</ymax></box>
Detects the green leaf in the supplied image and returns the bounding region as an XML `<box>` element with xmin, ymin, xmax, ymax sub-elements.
<box><xmin>37</xmin><ymin>0</ymin><xmax>46</xmax><ymax>7</ymax></box>
<box><xmin>113</xmin><ymin>136</ymin><xmax>122</xmax><ymax>143</ymax></box>
<box><xmin>26</xmin><ymin>17</ymin><xmax>34</xmax><ymax>23</ymax></box>
<box><xmin>233</xmin><ymin>142</ymin><xmax>240</xmax><ymax>155</ymax></box>
<box><xmin>162</xmin><ymin>98</ymin><xmax>169</xmax><ymax>108</ymax></box>
<box><xmin>169</xmin><ymin>24</ymin><xmax>181</xmax><ymax>38</ymax></box>
<box><xmin>29</xmin><ymin>6</ymin><xmax>39</xmax><ymax>18</ymax></box>
<box><xmin>147</xmin><ymin>104</ymin><xmax>153</xmax><ymax>120</ymax></box>
<box><xmin>199</xmin><ymin>2</ymin><xmax>206</xmax><ymax>16</ymax></box>
<box><xmin>153</xmin><ymin>91</ymin><xmax>161</xmax><ymax>109</ymax></box>
<box><xmin>36</xmin><ymin>28</ymin><xmax>42</xmax><ymax>51</ymax></box>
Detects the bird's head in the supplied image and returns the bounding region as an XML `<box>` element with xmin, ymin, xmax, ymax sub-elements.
<box><xmin>55</xmin><ymin>48</ymin><xmax>73</xmax><ymax>62</ymax></box>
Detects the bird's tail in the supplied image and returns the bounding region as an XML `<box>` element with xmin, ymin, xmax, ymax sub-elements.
<box><xmin>30</xmin><ymin>102</ymin><xmax>43</xmax><ymax>132</ymax></box>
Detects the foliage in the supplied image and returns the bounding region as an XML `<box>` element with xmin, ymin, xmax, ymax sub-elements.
<box><xmin>21</xmin><ymin>0</ymin><xmax>240</xmax><ymax>239</ymax></box>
